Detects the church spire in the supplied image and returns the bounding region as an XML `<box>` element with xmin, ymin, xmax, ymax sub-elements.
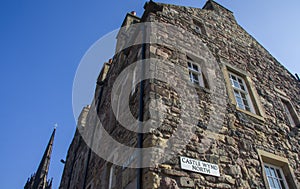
<box><xmin>24</xmin><ymin>127</ymin><xmax>56</xmax><ymax>189</ymax></box>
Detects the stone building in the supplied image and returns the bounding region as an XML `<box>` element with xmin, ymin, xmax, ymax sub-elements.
<box><xmin>25</xmin><ymin>128</ymin><xmax>56</xmax><ymax>189</ymax></box>
<box><xmin>59</xmin><ymin>1</ymin><xmax>300</xmax><ymax>189</ymax></box>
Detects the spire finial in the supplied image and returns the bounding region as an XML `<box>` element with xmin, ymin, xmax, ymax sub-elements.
<box><xmin>54</xmin><ymin>123</ymin><xmax>58</xmax><ymax>129</ymax></box>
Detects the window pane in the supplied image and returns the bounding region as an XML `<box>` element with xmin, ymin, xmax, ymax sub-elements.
<box><xmin>233</xmin><ymin>80</ymin><xmax>240</xmax><ymax>88</ymax></box>
<box><xmin>245</xmin><ymin>105</ymin><xmax>251</xmax><ymax>112</ymax></box>
<box><xmin>270</xmin><ymin>167</ymin><xmax>277</xmax><ymax>177</ymax></box>
<box><xmin>234</xmin><ymin>90</ymin><xmax>245</xmax><ymax>109</ymax></box>
<box><xmin>282</xmin><ymin>101</ymin><xmax>296</xmax><ymax>126</ymax></box>
<box><xmin>268</xmin><ymin>177</ymin><xmax>276</xmax><ymax>188</ymax></box>
<box><xmin>240</xmin><ymin>83</ymin><xmax>245</xmax><ymax>91</ymax></box>
<box><xmin>193</xmin><ymin>64</ymin><xmax>199</xmax><ymax>71</ymax></box>
<box><xmin>229</xmin><ymin>72</ymin><xmax>254</xmax><ymax>113</ymax></box>
<box><xmin>242</xmin><ymin>99</ymin><xmax>248</xmax><ymax>106</ymax></box>
<box><xmin>237</xmin><ymin>78</ymin><xmax>246</xmax><ymax>91</ymax></box>
<box><xmin>265</xmin><ymin>165</ymin><xmax>288</xmax><ymax>189</ymax></box>
<box><xmin>265</xmin><ymin>166</ymin><xmax>271</xmax><ymax>176</ymax></box>
<box><xmin>241</xmin><ymin>93</ymin><xmax>247</xmax><ymax>100</ymax></box>
<box><xmin>231</xmin><ymin>75</ymin><xmax>237</xmax><ymax>81</ymax></box>
<box><xmin>192</xmin><ymin>73</ymin><xmax>198</xmax><ymax>81</ymax></box>
<box><xmin>273</xmin><ymin>179</ymin><xmax>281</xmax><ymax>189</ymax></box>
<box><xmin>280</xmin><ymin>180</ymin><xmax>286</xmax><ymax>189</ymax></box>
<box><xmin>234</xmin><ymin>89</ymin><xmax>240</xmax><ymax>96</ymax></box>
<box><xmin>276</xmin><ymin>169</ymin><xmax>282</xmax><ymax>179</ymax></box>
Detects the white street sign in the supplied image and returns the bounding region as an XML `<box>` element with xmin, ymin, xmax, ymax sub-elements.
<box><xmin>180</xmin><ymin>156</ymin><xmax>220</xmax><ymax>177</ymax></box>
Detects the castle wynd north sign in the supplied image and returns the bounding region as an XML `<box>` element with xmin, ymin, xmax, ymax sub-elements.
<box><xmin>180</xmin><ymin>156</ymin><xmax>220</xmax><ymax>177</ymax></box>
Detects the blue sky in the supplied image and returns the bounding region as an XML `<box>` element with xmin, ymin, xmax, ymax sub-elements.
<box><xmin>0</xmin><ymin>0</ymin><xmax>299</xmax><ymax>188</ymax></box>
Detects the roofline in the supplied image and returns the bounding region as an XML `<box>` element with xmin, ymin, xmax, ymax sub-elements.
<box><xmin>203</xmin><ymin>0</ymin><xmax>233</xmax><ymax>13</ymax></box>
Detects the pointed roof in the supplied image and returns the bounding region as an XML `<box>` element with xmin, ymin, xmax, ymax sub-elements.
<box><xmin>25</xmin><ymin>128</ymin><xmax>55</xmax><ymax>189</ymax></box>
<box><xmin>33</xmin><ymin>128</ymin><xmax>55</xmax><ymax>188</ymax></box>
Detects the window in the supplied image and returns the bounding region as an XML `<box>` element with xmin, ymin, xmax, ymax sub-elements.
<box><xmin>193</xmin><ymin>19</ymin><xmax>206</xmax><ymax>35</ymax></box>
<box><xmin>222</xmin><ymin>65</ymin><xmax>265</xmax><ymax>119</ymax></box>
<box><xmin>229</xmin><ymin>72</ymin><xmax>255</xmax><ymax>113</ymax></box>
<box><xmin>264</xmin><ymin>164</ymin><xmax>289</xmax><ymax>189</ymax></box>
<box><xmin>187</xmin><ymin>57</ymin><xmax>204</xmax><ymax>87</ymax></box>
<box><xmin>281</xmin><ymin>99</ymin><xmax>299</xmax><ymax>127</ymax></box>
<box><xmin>257</xmin><ymin>149</ymin><xmax>298</xmax><ymax>189</ymax></box>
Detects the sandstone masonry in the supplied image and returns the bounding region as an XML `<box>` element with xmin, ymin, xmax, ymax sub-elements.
<box><xmin>59</xmin><ymin>1</ymin><xmax>300</xmax><ymax>189</ymax></box>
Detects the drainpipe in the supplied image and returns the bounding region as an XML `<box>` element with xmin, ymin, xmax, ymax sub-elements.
<box><xmin>82</xmin><ymin>82</ymin><xmax>105</xmax><ymax>188</ymax></box>
<box><xmin>137</xmin><ymin>24</ymin><xmax>147</xmax><ymax>189</ymax></box>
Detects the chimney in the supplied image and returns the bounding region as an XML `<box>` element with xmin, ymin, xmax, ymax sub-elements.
<box><xmin>131</xmin><ymin>11</ymin><xmax>136</xmax><ymax>16</ymax></box>
<box><xmin>295</xmin><ymin>73</ymin><xmax>300</xmax><ymax>82</ymax></box>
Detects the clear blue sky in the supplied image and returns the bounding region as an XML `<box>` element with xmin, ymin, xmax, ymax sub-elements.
<box><xmin>0</xmin><ymin>0</ymin><xmax>299</xmax><ymax>188</ymax></box>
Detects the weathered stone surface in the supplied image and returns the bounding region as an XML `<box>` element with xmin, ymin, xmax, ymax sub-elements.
<box><xmin>179</xmin><ymin>177</ymin><xmax>194</xmax><ymax>188</ymax></box>
<box><xmin>59</xmin><ymin>1</ymin><xmax>300</xmax><ymax>189</ymax></box>
<box><xmin>160</xmin><ymin>177</ymin><xmax>179</xmax><ymax>189</ymax></box>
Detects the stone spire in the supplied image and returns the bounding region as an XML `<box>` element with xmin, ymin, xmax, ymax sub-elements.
<box><xmin>24</xmin><ymin>128</ymin><xmax>56</xmax><ymax>189</ymax></box>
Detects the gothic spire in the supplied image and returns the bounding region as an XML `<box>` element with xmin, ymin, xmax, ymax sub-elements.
<box><xmin>24</xmin><ymin>128</ymin><xmax>56</xmax><ymax>189</ymax></box>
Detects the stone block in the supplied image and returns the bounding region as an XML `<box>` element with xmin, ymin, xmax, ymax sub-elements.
<box><xmin>179</xmin><ymin>177</ymin><xmax>194</xmax><ymax>188</ymax></box>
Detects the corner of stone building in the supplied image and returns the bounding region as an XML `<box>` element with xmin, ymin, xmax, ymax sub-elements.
<box><xmin>203</xmin><ymin>0</ymin><xmax>235</xmax><ymax>20</ymax></box>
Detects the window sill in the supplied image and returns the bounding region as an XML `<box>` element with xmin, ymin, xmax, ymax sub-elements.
<box><xmin>236</xmin><ymin>107</ymin><xmax>265</xmax><ymax>122</ymax></box>
<box><xmin>187</xmin><ymin>82</ymin><xmax>210</xmax><ymax>93</ymax></box>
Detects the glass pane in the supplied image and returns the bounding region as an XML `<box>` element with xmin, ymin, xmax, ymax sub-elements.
<box><xmin>234</xmin><ymin>91</ymin><xmax>241</xmax><ymax>99</ymax></box>
<box><xmin>241</xmin><ymin>93</ymin><xmax>247</xmax><ymax>99</ymax></box>
<box><xmin>270</xmin><ymin>167</ymin><xmax>277</xmax><ymax>177</ymax></box>
<box><xmin>236</xmin><ymin>97</ymin><xmax>243</xmax><ymax>105</ymax></box>
<box><xmin>193</xmin><ymin>64</ymin><xmax>199</xmax><ymax>71</ymax></box>
<box><xmin>237</xmin><ymin>101</ymin><xmax>244</xmax><ymax>109</ymax></box>
<box><xmin>234</xmin><ymin>91</ymin><xmax>244</xmax><ymax>109</ymax></box>
<box><xmin>273</xmin><ymin>179</ymin><xmax>281</xmax><ymax>189</ymax></box>
<box><xmin>265</xmin><ymin>166</ymin><xmax>271</xmax><ymax>176</ymax></box>
<box><xmin>188</xmin><ymin>62</ymin><xmax>191</xmax><ymax>68</ymax></box>
<box><xmin>283</xmin><ymin>101</ymin><xmax>296</xmax><ymax>126</ymax></box>
<box><xmin>192</xmin><ymin>73</ymin><xmax>198</xmax><ymax>81</ymax></box>
<box><xmin>280</xmin><ymin>180</ymin><xmax>286</xmax><ymax>189</ymax></box>
<box><xmin>233</xmin><ymin>80</ymin><xmax>240</xmax><ymax>88</ymax></box>
<box><xmin>237</xmin><ymin>78</ymin><xmax>245</xmax><ymax>91</ymax></box>
<box><xmin>242</xmin><ymin>99</ymin><xmax>248</xmax><ymax>106</ymax></box>
<box><xmin>240</xmin><ymin>84</ymin><xmax>245</xmax><ymax>91</ymax></box>
<box><xmin>238</xmin><ymin>104</ymin><xmax>245</xmax><ymax>110</ymax></box>
<box><xmin>231</xmin><ymin>75</ymin><xmax>237</xmax><ymax>81</ymax></box>
<box><xmin>245</xmin><ymin>105</ymin><xmax>251</xmax><ymax>112</ymax></box>
<box><xmin>276</xmin><ymin>169</ymin><xmax>282</xmax><ymax>179</ymax></box>
<box><xmin>268</xmin><ymin>177</ymin><xmax>276</xmax><ymax>188</ymax></box>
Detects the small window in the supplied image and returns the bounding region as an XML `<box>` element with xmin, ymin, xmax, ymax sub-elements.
<box><xmin>258</xmin><ymin>149</ymin><xmax>298</xmax><ymax>189</ymax></box>
<box><xmin>264</xmin><ymin>164</ymin><xmax>289</xmax><ymax>189</ymax></box>
<box><xmin>187</xmin><ymin>57</ymin><xmax>204</xmax><ymax>87</ymax></box>
<box><xmin>193</xmin><ymin>19</ymin><xmax>206</xmax><ymax>36</ymax></box>
<box><xmin>281</xmin><ymin>99</ymin><xmax>299</xmax><ymax>127</ymax></box>
<box><xmin>228</xmin><ymin>72</ymin><xmax>255</xmax><ymax>113</ymax></box>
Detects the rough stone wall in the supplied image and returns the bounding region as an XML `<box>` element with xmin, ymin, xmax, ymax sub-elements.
<box><xmin>59</xmin><ymin>1</ymin><xmax>300</xmax><ymax>189</ymax></box>
<box><xmin>141</xmin><ymin>1</ymin><xmax>300</xmax><ymax>189</ymax></box>
<box><xmin>59</xmin><ymin>106</ymin><xmax>90</xmax><ymax>189</ymax></box>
